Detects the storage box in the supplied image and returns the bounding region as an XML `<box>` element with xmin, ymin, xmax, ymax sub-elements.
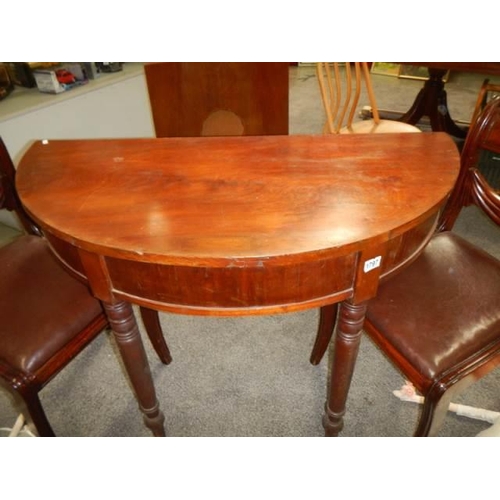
<box><xmin>33</xmin><ymin>70</ymin><xmax>66</xmax><ymax>94</ymax></box>
<box><xmin>82</xmin><ymin>62</ymin><xmax>100</xmax><ymax>79</ymax></box>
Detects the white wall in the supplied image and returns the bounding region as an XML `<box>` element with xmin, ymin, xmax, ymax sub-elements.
<box><xmin>0</xmin><ymin>72</ymin><xmax>155</xmax><ymax>162</ymax></box>
<box><xmin>0</xmin><ymin>67</ymin><xmax>156</xmax><ymax>227</ymax></box>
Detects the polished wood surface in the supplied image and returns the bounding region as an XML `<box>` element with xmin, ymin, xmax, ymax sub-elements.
<box><xmin>144</xmin><ymin>62</ymin><xmax>289</xmax><ymax>138</ymax></box>
<box><xmin>16</xmin><ymin>132</ymin><xmax>460</xmax><ymax>436</ymax></box>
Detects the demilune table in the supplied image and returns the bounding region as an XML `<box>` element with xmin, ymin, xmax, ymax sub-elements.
<box><xmin>16</xmin><ymin>133</ymin><xmax>459</xmax><ymax>436</ymax></box>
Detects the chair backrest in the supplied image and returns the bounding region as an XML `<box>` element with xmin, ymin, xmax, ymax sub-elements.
<box><xmin>0</xmin><ymin>137</ymin><xmax>42</xmax><ymax>236</ymax></box>
<box><xmin>316</xmin><ymin>62</ymin><xmax>380</xmax><ymax>133</ymax></box>
<box><xmin>470</xmin><ymin>78</ymin><xmax>500</xmax><ymax>128</ymax></box>
<box><xmin>144</xmin><ymin>62</ymin><xmax>289</xmax><ymax>138</ymax></box>
<box><xmin>439</xmin><ymin>96</ymin><xmax>500</xmax><ymax>232</ymax></box>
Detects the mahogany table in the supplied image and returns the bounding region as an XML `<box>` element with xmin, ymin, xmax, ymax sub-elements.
<box><xmin>395</xmin><ymin>63</ymin><xmax>500</xmax><ymax>138</ymax></box>
<box><xmin>16</xmin><ymin>133</ymin><xmax>459</xmax><ymax>436</ymax></box>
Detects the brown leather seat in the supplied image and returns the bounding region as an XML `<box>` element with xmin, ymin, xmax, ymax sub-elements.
<box><xmin>367</xmin><ymin>232</ymin><xmax>500</xmax><ymax>384</ymax></box>
<box><xmin>1</xmin><ymin>235</ymin><xmax>105</xmax><ymax>374</ymax></box>
<box><xmin>0</xmin><ymin>234</ymin><xmax>109</xmax><ymax>437</ymax></box>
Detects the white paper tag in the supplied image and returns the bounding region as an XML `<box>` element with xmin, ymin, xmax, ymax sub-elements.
<box><xmin>364</xmin><ymin>256</ymin><xmax>382</xmax><ymax>273</ymax></box>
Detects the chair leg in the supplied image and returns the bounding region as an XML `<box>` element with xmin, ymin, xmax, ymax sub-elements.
<box><xmin>310</xmin><ymin>304</ymin><xmax>338</xmax><ymax>365</ymax></box>
<box><xmin>414</xmin><ymin>387</ymin><xmax>453</xmax><ymax>437</ymax></box>
<box><xmin>18</xmin><ymin>389</ymin><xmax>56</xmax><ymax>437</ymax></box>
<box><xmin>139</xmin><ymin>307</ymin><xmax>172</xmax><ymax>365</ymax></box>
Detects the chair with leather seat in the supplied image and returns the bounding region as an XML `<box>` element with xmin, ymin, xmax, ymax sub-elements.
<box><xmin>312</xmin><ymin>96</ymin><xmax>500</xmax><ymax>436</ymax></box>
<box><xmin>316</xmin><ymin>62</ymin><xmax>421</xmax><ymax>134</ymax></box>
<box><xmin>0</xmin><ymin>138</ymin><xmax>111</xmax><ymax>436</ymax></box>
<box><xmin>0</xmin><ymin>235</ymin><xmax>109</xmax><ymax>437</ymax></box>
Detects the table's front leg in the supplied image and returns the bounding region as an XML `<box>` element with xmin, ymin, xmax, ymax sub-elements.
<box><xmin>323</xmin><ymin>300</ymin><xmax>367</xmax><ymax>437</ymax></box>
<box><xmin>103</xmin><ymin>300</ymin><xmax>166</xmax><ymax>437</ymax></box>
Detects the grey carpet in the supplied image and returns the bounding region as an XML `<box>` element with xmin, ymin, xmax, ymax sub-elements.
<box><xmin>1</xmin><ymin>65</ymin><xmax>499</xmax><ymax>437</ymax></box>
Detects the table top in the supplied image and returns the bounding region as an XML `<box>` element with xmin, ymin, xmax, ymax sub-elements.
<box><xmin>17</xmin><ymin>133</ymin><xmax>458</xmax><ymax>266</ymax></box>
<box><xmin>16</xmin><ymin>133</ymin><xmax>460</xmax><ymax>314</ymax></box>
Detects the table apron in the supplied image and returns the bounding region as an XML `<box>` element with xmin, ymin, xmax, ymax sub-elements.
<box><xmin>44</xmin><ymin>210</ymin><xmax>439</xmax><ymax>315</ymax></box>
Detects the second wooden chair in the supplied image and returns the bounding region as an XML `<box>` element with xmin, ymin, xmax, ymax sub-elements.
<box><xmin>316</xmin><ymin>62</ymin><xmax>421</xmax><ymax>134</ymax></box>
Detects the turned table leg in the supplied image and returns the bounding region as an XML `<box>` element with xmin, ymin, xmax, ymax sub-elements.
<box><xmin>323</xmin><ymin>300</ymin><xmax>367</xmax><ymax>437</ymax></box>
<box><xmin>104</xmin><ymin>301</ymin><xmax>166</xmax><ymax>436</ymax></box>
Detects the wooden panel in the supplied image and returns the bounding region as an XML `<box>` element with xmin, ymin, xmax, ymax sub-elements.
<box><xmin>105</xmin><ymin>253</ymin><xmax>356</xmax><ymax>314</ymax></box>
<box><xmin>144</xmin><ymin>62</ymin><xmax>289</xmax><ymax>137</ymax></box>
<box><xmin>45</xmin><ymin>233</ymin><xmax>87</xmax><ymax>280</ymax></box>
<box><xmin>381</xmin><ymin>210</ymin><xmax>439</xmax><ymax>280</ymax></box>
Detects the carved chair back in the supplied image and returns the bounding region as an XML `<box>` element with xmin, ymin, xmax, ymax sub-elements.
<box><xmin>439</xmin><ymin>95</ymin><xmax>500</xmax><ymax>232</ymax></box>
<box><xmin>0</xmin><ymin>138</ymin><xmax>42</xmax><ymax>236</ymax></box>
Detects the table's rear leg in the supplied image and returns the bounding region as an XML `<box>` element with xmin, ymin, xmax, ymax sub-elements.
<box><xmin>323</xmin><ymin>300</ymin><xmax>367</xmax><ymax>437</ymax></box>
<box><xmin>104</xmin><ymin>300</ymin><xmax>166</xmax><ymax>437</ymax></box>
<box><xmin>399</xmin><ymin>87</ymin><xmax>427</xmax><ymax>125</ymax></box>
<box><xmin>310</xmin><ymin>304</ymin><xmax>338</xmax><ymax>365</ymax></box>
<box><xmin>140</xmin><ymin>306</ymin><xmax>173</xmax><ymax>365</ymax></box>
